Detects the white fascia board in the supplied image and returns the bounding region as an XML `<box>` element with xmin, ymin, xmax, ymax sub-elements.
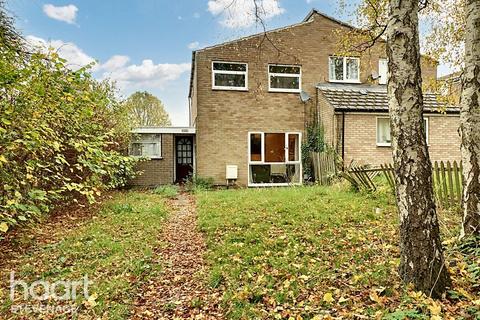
<box><xmin>132</xmin><ymin>127</ymin><xmax>196</xmax><ymax>134</ymax></box>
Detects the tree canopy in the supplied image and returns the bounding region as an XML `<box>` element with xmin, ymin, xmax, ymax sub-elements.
<box><xmin>124</xmin><ymin>91</ymin><xmax>171</xmax><ymax>127</ymax></box>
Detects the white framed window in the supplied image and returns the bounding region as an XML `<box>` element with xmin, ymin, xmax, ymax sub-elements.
<box><xmin>329</xmin><ymin>56</ymin><xmax>360</xmax><ymax>83</ymax></box>
<box><xmin>212</xmin><ymin>61</ymin><xmax>248</xmax><ymax>91</ymax></box>
<box><xmin>376</xmin><ymin>117</ymin><xmax>391</xmax><ymax>146</ymax></box>
<box><xmin>130</xmin><ymin>133</ymin><xmax>162</xmax><ymax>158</ymax></box>
<box><xmin>376</xmin><ymin>117</ymin><xmax>429</xmax><ymax>146</ymax></box>
<box><xmin>248</xmin><ymin>132</ymin><xmax>302</xmax><ymax>186</ymax></box>
<box><xmin>268</xmin><ymin>64</ymin><xmax>301</xmax><ymax>93</ymax></box>
<box><xmin>378</xmin><ymin>58</ymin><xmax>388</xmax><ymax>85</ymax></box>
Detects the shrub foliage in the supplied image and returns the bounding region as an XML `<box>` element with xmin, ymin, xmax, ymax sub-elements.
<box><xmin>0</xmin><ymin>5</ymin><xmax>137</xmax><ymax>232</ymax></box>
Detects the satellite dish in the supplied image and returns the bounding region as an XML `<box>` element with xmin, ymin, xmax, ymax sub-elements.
<box><xmin>300</xmin><ymin>90</ymin><xmax>311</xmax><ymax>103</ymax></box>
<box><xmin>371</xmin><ymin>71</ymin><xmax>380</xmax><ymax>80</ymax></box>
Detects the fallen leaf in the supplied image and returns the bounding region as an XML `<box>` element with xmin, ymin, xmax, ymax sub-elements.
<box><xmin>428</xmin><ymin>301</ymin><xmax>441</xmax><ymax>316</ymax></box>
<box><xmin>0</xmin><ymin>222</ymin><xmax>8</xmax><ymax>233</ymax></box>
<box><xmin>323</xmin><ymin>292</ymin><xmax>334</xmax><ymax>303</ymax></box>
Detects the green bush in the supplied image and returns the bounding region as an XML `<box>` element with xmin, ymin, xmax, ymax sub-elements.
<box><xmin>153</xmin><ymin>185</ymin><xmax>179</xmax><ymax>198</ymax></box>
<box><xmin>0</xmin><ymin>8</ymin><xmax>138</xmax><ymax>234</ymax></box>
<box><xmin>185</xmin><ymin>175</ymin><xmax>214</xmax><ymax>192</ymax></box>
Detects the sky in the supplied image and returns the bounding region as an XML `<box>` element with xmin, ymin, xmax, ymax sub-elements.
<box><xmin>7</xmin><ymin>0</ymin><xmax>451</xmax><ymax>126</ymax></box>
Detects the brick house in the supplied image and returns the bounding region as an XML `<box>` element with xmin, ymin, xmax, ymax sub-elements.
<box><xmin>130</xmin><ymin>9</ymin><xmax>461</xmax><ymax>187</ymax></box>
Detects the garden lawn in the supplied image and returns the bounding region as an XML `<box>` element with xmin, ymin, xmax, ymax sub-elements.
<box><xmin>1</xmin><ymin>191</ymin><xmax>169</xmax><ymax>319</ymax></box>
<box><xmin>197</xmin><ymin>185</ymin><xmax>480</xmax><ymax>319</ymax></box>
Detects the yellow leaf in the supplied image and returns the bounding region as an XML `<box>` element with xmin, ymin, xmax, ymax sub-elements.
<box><xmin>369</xmin><ymin>291</ymin><xmax>384</xmax><ymax>305</ymax></box>
<box><xmin>338</xmin><ymin>296</ymin><xmax>349</xmax><ymax>303</ymax></box>
<box><xmin>323</xmin><ymin>292</ymin><xmax>334</xmax><ymax>303</ymax></box>
<box><xmin>428</xmin><ymin>301</ymin><xmax>441</xmax><ymax>315</ymax></box>
<box><xmin>431</xmin><ymin>316</ymin><xmax>442</xmax><ymax>320</ymax></box>
<box><xmin>458</xmin><ymin>288</ymin><xmax>474</xmax><ymax>300</ymax></box>
<box><xmin>352</xmin><ymin>274</ymin><xmax>363</xmax><ymax>283</ymax></box>
<box><xmin>0</xmin><ymin>222</ymin><xmax>8</xmax><ymax>233</ymax></box>
<box><xmin>83</xmin><ymin>293</ymin><xmax>98</xmax><ymax>309</ymax></box>
<box><xmin>0</xmin><ymin>155</ymin><xmax>6</xmax><ymax>163</ymax></box>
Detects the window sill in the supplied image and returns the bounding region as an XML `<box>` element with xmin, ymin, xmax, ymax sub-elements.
<box><xmin>212</xmin><ymin>87</ymin><xmax>248</xmax><ymax>92</ymax></box>
<box><xmin>268</xmin><ymin>89</ymin><xmax>301</xmax><ymax>93</ymax></box>
<box><xmin>131</xmin><ymin>156</ymin><xmax>163</xmax><ymax>160</ymax></box>
<box><xmin>329</xmin><ymin>80</ymin><xmax>361</xmax><ymax>84</ymax></box>
<box><xmin>376</xmin><ymin>143</ymin><xmax>429</xmax><ymax>147</ymax></box>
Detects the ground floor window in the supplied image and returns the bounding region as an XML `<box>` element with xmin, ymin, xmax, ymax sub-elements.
<box><xmin>130</xmin><ymin>133</ymin><xmax>162</xmax><ymax>158</ymax></box>
<box><xmin>376</xmin><ymin>117</ymin><xmax>429</xmax><ymax>146</ymax></box>
<box><xmin>248</xmin><ymin>132</ymin><xmax>302</xmax><ymax>185</ymax></box>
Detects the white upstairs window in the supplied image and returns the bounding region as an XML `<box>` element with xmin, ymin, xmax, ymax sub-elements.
<box><xmin>212</xmin><ymin>61</ymin><xmax>248</xmax><ymax>90</ymax></box>
<box><xmin>130</xmin><ymin>133</ymin><xmax>162</xmax><ymax>158</ymax></box>
<box><xmin>268</xmin><ymin>65</ymin><xmax>301</xmax><ymax>93</ymax></box>
<box><xmin>378</xmin><ymin>59</ymin><xmax>388</xmax><ymax>85</ymax></box>
<box><xmin>329</xmin><ymin>56</ymin><xmax>360</xmax><ymax>83</ymax></box>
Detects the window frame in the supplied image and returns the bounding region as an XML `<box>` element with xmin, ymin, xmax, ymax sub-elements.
<box><xmin>247</xmin><ymin>131</ymin><xmax>302</xmax><ymax>187</ymax></box>
<box><xmin>129</xmin><ymin>133</ymin><xmax>162</xmax><ymax>159</ymax></box>
<box><xmin>376</xmin><ymin>116</ymin><xmax>429</xmax><ymax>147</ymax></box>
<box><xmin>249</xmin><ymin>132</ymin><xmax>264</xmax><ymax>163</ymax></box>
<box><xmin>328</xmin><ymin>56</ymin><xmax>361</xmax><ymax>83</ymax></box>
<box><xmin>376</xmin><ymin>117</ymin><xmax>392</xmax><ymax>147</ymax></box>
<box><xmin>268</xmin><ymin>64</ymin><xmax>302</xmax><ymax>93</ymax></box>
<box><xmin>211</xmin><ymin>61</ymin><xmax>248</xmax><ymax>91</ymax></box>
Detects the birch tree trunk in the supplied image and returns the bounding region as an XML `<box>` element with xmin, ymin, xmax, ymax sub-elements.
<box><xmin>386</xmin><ymin>0</ymin><xmax>450</xmax><ymax>298</ymax></box>
<box><xmin>460</xmin><ymin>0</ymin><xmax>480</xmax><ymax>238</ymax></box>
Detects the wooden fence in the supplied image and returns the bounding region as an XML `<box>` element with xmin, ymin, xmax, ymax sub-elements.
<box><xmin>433</xmin><ymin>161</ymin><xmax>463</xmax><ymax>208</ymax></box>
<box><xmin>311</xmin><ymin>152</ymin><xmax>337</xmax><ymax>185</ymax></box>
<box><xmin>353</xmin><ymin>161</ymin><xmax>463</xmax><ymax>209</ymax></box>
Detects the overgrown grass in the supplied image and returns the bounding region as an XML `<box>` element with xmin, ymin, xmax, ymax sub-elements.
<box><xmin>185</xmin><ymin>176</ymin><xmax>214</xmax><ymax>193</ymax></box>
<box><xmin>197</xmin><ymin>185</ymin><xmax>479</xmax><ymax>319</ymax></box>
<box><xmin>154</xmin><ymin>185</ymin><xmax>179</xmax><ymax>198</ymax></box>
<box><xmin>0</xmin><ymin>191</ymin><xmax>169</xmax><ymax>319</ymax></box>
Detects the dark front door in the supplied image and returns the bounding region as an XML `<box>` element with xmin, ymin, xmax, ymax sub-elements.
<box><xmin>175</xmin><ymin>136</ymin><xmax>194</xmax><ymax>183</ymax></box>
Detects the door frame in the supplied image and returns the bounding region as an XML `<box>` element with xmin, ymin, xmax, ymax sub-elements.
<box><xmin>174</xmin><ymin>134</ymin><xmax>195</xmax><ymax>183</ymax></box>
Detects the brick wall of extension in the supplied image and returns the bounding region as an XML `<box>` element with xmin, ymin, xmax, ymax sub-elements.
<box><xmin>130</xmin><ymin>134</ymin><xmax>175</xmax><ymax>186</ymax></box>
<box><xmin>341</xmin><ymin>113</ymin><xmax>461</xmax><ymax>166</ymax></box>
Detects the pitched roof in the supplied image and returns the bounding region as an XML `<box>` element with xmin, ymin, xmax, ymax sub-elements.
<box><xmin>317</xmin><ymin>83</ymin><xmax>459</xmax><ymax>113</ymax></box>
<box><xmin>438</xmin><ymin>71</ymin><xmax>462</xmax><ymax>83</ymax></box>
<box><xmin>302</xmin><ymin>8</ymin><xmax>355</xmax><ymax>29</ymax></box>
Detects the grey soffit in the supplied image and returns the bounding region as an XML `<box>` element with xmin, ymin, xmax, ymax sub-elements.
<box><xmin>316</xmin><ymin>83</ymin><xmax>460</xmax><ymax>113</ymax></box>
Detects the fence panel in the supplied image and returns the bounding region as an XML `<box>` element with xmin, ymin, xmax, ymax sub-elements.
<box><xmin>311</xmin><ymin>152</ymin><xmax>337</xmax><ymax>185</ymax></box>
<box><xmin>377</xmin><ymin>161</ymin><xmax>463</xmax><ymax>209</ymax></box>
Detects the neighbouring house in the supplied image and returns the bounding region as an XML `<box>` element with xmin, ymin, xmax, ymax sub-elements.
<box><xmin>130</xmin><ymin>9</ymin><xmax>461</xmax><ymax>187</ymax></box>
<box><xmin>318</xmin><ymin>83</ymin><xmax>460</xmax><ymax>167</ymax></box>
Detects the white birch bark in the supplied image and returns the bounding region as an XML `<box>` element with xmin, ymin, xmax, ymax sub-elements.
<box><xmin>460</xmin><ymin>0</ymin><xmax>480</xmax><ymax>238</ymax></box>
<box><xmin>386</xmin><ymin>0</ymin><xmax>450</xmax><ymax>297</ymax></box>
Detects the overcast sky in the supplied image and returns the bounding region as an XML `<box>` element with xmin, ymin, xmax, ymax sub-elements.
<box><xmin>8</xmin><ymin>0</ymin><xmax>451</xmax><ymax>126</ymax></box>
